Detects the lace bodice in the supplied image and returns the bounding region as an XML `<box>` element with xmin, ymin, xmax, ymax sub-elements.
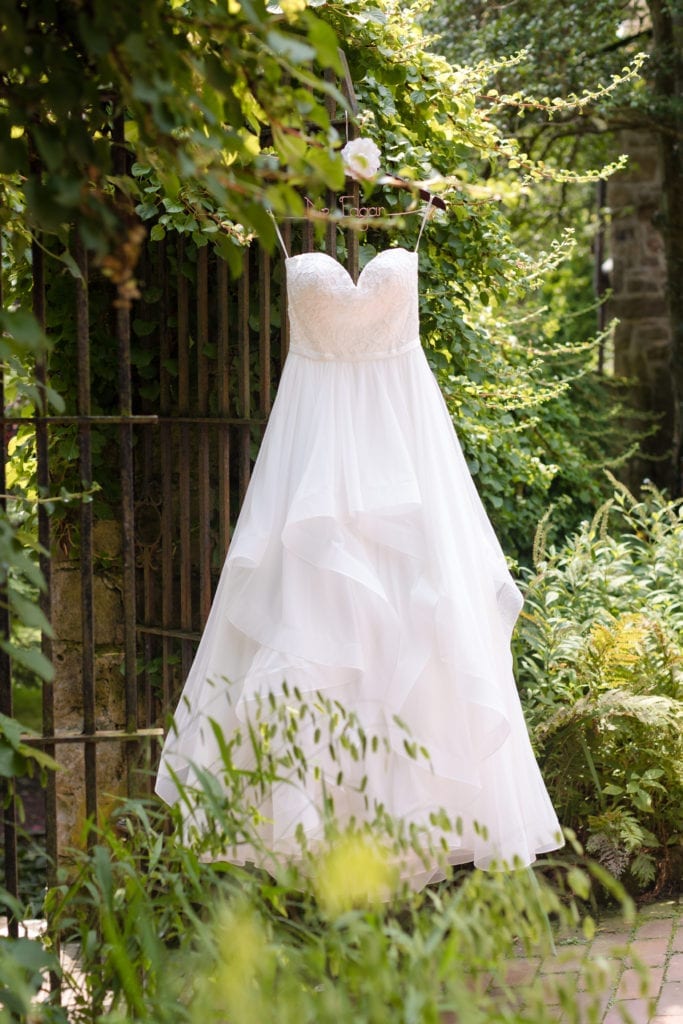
<box><xmin>286</xmin><ymin>247</ymin><xmax>420</xmax><ymax>361</ymax></box>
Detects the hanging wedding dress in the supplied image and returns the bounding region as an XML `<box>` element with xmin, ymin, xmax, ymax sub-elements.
<box><xmin>155</xmin><ymin>219</ymin><xmax>563</xmax><ymax>886</ymax></box>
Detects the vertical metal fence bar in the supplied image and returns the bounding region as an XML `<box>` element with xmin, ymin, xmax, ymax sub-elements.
<box><xmin>325</xmin><ymin>213</ymin><xmax>336</xmax><ymax>257</ymax></box>
<box><xmin>113</xmin><ymin>115</ymin><xmax>139</xmax><ymax>792</ymax></box>
<box><xmin>281</xmin><ymin>223</ymin><xmax>291</xmax><ymax>367</ymax></box>
<box><xmin>159</xmin><ymin>239</ymin><xmax>174</xmax><ymax>711</ymax></box>
<box><xmin>217</xmin><ymin>259</ymin><xmax>231</xmax><ymax>562</ymax></box>
<box><xmin>141</xmin><ymin>493</ymin><xmax>155</xmax><ymax>731</ymax></box>
<box><xmin>138</xmin><ymin>247</ymin><xmax>156</xmax><ymax>731</ymax></box>
<box><xmin>33</xmin><ymin>239</ymin><xmax>57</xmax><ymax>893</ymax></box>
<box><xmin>338</xmin><ymin>51</ymin><xmax>360</xmax><ymax>281</ymax></box>
<box><xmin>237</xmin><ymin>249</ymin><xmax>251</xmax><ymax>502</ymax></box>
<box><xmin>303</xmin><ymin>216</ymin><xmax>313</xmax><ymax>254</ymax></box>
<box><xmin>196</xmin><ymin>247</ymin><xmax>211</xmax><ymax>624</ymax></box>
<box><xmin>177</xmin><ymin>239</ymin><xmax>193</xmax><ymax>677</ymax></box>
<box><xmin>324</xmin><ymin>69</ymin><xmax>338</xmax><ymax>257</ymax></box>
<box><xmin>347</xmin><ymin>179</ymin><xmax>360</xmax><ymax>284</ymax></box>
<box><xmin>0</xmin><ymin>229</ymin><xmax>19</xmax><ymax>938</ymax></box>
<box><xmin>259</xmin><ymin>251</ymin><xmax>271</xmax><ymax>418</ymax></box>
<box><xmin>34</xmin><ymin>236</ymin><xmax>61</xmax><ymax>1000</ymax></box>
<box><xmin>117</xmin><ymin>298</ymin><xmax>138</xmax><ymax>788</ymax></box>
<box><xmin>75</xmin><ymin>236</ymin><xmax>97</xmax><ymax>832</ymax></box>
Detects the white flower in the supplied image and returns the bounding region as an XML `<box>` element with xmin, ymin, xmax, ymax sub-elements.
<box><xmin>341</xmin><ymin>138</ymin><xmax>381</xmax><ymax>181</ymax></box>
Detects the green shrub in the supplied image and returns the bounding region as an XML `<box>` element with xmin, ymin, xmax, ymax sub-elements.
<box><xmin>516</xmin><ymin>480</ymin><xmax>683</xmax><ymax>893</ymax></box>
<box><xmin>45</xmin><ymin>692</ymin><xmax>631</xmax><ymax>1023</ymax></box>
<box><xmin>0</xmin><ymin>928</ymin><xmax>67</xmax><ymax>1024</ymax></box>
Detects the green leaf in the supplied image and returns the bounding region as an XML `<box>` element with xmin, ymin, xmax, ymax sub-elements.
<box><xmin>1</xmin><ymin>641</ymin><xmax>55</xmax><ymax>683</ymax></box>
<box><xmin>58</xmin><ymin>250</ymin><xmax>83</xmax><ymax>280</ymax></box>
<box><xmin>0</xmin><ymin>711</ymin><xmax>23</xmax><ymax>749</ymax></box>
<box><xmin>8</xmin><ymin>590</ymin><xmax>53</xmax><ymax>635</ymax></box>
<box><xmin>0</xmin><ymin>745</ymin><xmax>29</xmax><ymax>778</ymax></box>
<box><xmin>213</xmin><ymin>234</ymin><xmax>244</xmax><ymax>275</ymax></box>
<box><xmin>266</xmin><ymin>30</ymin><xmax>316</xmax><ymax>63</ymax></box>
<box><xmin>0</xmin><ymin>936</ymin><xmax>59</xmax><ymax>974</ymax></box>
<box><xmin>355</xmin><ymin>6</ymin><xmax>387</xmax><ymax>24</ymax></box>
<box><xmin>132</xmin><ymin>318</ymin><xmax>158</xmax><ymax>338</ymax></box>
<box><xmin>567</xmin><ymin>867</ymin><xmax>591</xmax><ymax>900</ymax></box>
<box><xmin>31</xmin><ymin>124</ymin><xmax>64</xmax><ymax>172</ymax></box>
<box><xmin>46</xmin><ymin>384</ymin><xmax>66</xmax><ymax>413</ymax></box>
<box><xmin>136</xmin><ymin>202</ymin><xmax>159</xmax><ymax>221</ymax></box>
<box><xmin>0</xmin><ymin>310</ymin><xmax>46</xmax><ymax>353</ymax></box>
<box><xmin>305</xmin><ymin>14</ymin><xmax>343</xmax><ymax>72</ymax></box>
<box><xmin>603</xmin><ymin>783</ymin><xmax>623</xmax><ymax>796</ymax></box>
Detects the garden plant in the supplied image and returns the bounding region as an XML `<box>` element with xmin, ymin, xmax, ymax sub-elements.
<box><xmin>0</xmin><ymin>0</ymin><xmax>679</xmax><ymax>1021</ymax></box>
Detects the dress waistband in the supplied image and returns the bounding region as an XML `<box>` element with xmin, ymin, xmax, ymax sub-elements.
<box><xmin>288</xmin><ymin>337</ymin><xmax>421</xmax><ymax>363</ymax></box>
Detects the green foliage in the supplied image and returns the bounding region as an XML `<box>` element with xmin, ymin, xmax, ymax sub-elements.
<box><xmin>2</xmin><ymin>0</ymin><xmax>647</xmax><ymax>559</ymax></box>
<box><xmin>516</xmin><ymin>482</ymin><xmax>683</xmax><ymax>892</ymax></box>
<box><xmin>419</xmin><ymin>0</ymin><xmax>647</xmax><ymax>349</ymax></box>
<box><xmin>42</xmin><ymin>691</ymin><xmax>633</xmax><ymax>1023</ymax></box>
<box><xmin>0</xmin><ymin>933</ymin><xmax>66</xmax><ymax>1024</ymax></box>
<box><xmin>430</xmin><ymin>289</ymin><xmax>640</xmax><ymax>558</ymax></box>
<box><xmin>426</xmin><ymin>0</ymin><xmax>650</xmax><ymax>162</ymax></box>
<box><xmin>414</xmin><ymin>0</ymin><xmax>654</xmax><ymax>547</ymax></box>
<box><xmin>0</xmin><ymin>0</ymin><xmax>351</xmax><ymax>279</ymax></box>
<box><xmin>0</xmin><ymin>516</ymin><xmax>53</xmax><ymax>685</ymax></box>
<box><xmin>0</xmin><ymin>320</ymin><xmax>66</xmax><ymax>1022</ymax></box>
<box><xmin>0</xmin><ymin>294</ymin><xmax>61</xmax><ymax>693</ymax></box>
<box><xmin>0</xmin><ymin>712</ymin><xmax>58</xmax><ymax>784</ymax></box>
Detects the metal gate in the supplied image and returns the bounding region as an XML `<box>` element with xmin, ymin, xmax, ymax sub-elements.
<box><xmin>0</xmin><ymin>202</ymin><xmax>361</xmax><ymax>937</ymax></box>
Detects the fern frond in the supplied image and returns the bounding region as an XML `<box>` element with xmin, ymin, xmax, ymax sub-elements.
<box><xmin>594</xmin><ymin>690</ymin><xmax>682</xmax><ymax>729</ymax></box>
<box><xmin>535</xmin><ymin>688</ymin><xmax>682</xmax><ymax>741</ymax></box>
<box><xmin>588</xmin><ymin>613</ymin><xmax>651</xmax><ymax>674</ymax></box>
<box><xmin>585</xmin><ymin>833</ymin><xmax>630</xmax><ymax>879</ymax></box>
<box><xmin>630</xmin><ymin>852</ymin><xmax>657</xmax><ymax>887</ymax></box>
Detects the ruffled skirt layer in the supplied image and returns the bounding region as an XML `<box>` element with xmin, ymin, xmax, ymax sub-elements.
<box><xmin>155</xmin><ymin>346</ymin><xmax>562</xmax><ymax>886</ymax></box>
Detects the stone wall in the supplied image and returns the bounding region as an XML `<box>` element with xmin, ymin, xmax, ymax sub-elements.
<box><xmin>606</xmin><ymin>128</ymin><xmax>674</xmax><ymax>484</ymax></box>
<box><xmin>51</xmin><ymin>520</ymin><xmax>127</xmax><ymax>855</ymax></box>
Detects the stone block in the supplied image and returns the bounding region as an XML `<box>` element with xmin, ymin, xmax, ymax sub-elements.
<box><xmin>627</xmin><ymin>153</ymin><xmax>661</xmax><ymax>179</ymax></box>
<box><xmin>52</xmin><ymin>643</ymin><xmax>126</xmax><ymax>727</ymax></box>
<box><xmin>51</xmin><ymin>566</ymin><xmax>82</xmax><ymax>643</ymax></box>
<box><xmin>632</xmin><ymin>323</ymin><xmax>672</xmax><ymax>350</ymax></box>
<box><xmin>93</xmin><ymin>520</ymin><xmax>122</xmax><ymax>559</ymax></box>
<box><xmin>54</xmin><ymin>739</ymin><xmax>127</xmax><ymax>856</ymax></box>
<box><xmin>609</xmin><ymin>182</ymin><xmax>641</xmax><ymax>208</ymax></box>
<box><xmin>52</xmin><ymin>636</ymin><xmax>128</xmax><ymax>859</ymax></box>
<box><xmin>623</xmin><ymin>274</ymin><xmax>666</xmax><ymax>295</ymax></box>
<box><xmin>611</xmin><ymin>223</ymin><xmax>637</xmax><ymax>245</ymax></box>
<box><xmin>645</xmin><ymin>233</ymin><xmax>666</xmax><ymax>257</ymax></box>
<box><xmin>51</xmin><ymin>563</ymin><xmax>124</xmax><ymax>646</ymax></box>
<box><xmin>609</xmin><ymin>296</ymin><xmax>668</xmax><ymax>320</ymax></box>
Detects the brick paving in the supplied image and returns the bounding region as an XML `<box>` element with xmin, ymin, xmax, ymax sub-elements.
<box><xmin>509</xmin><ymin>895</ymin><xmax>683</xmax><ymax>1023</ymax></box>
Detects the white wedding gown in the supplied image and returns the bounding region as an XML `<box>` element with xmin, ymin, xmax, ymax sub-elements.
<box><xmin>155</xmin><ymin>244</ymin><xmax>563</xmax><ymax>885</ymax></box>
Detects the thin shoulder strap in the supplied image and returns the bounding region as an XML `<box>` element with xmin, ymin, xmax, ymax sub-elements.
<box><xmin>270</xmin><ymin>214</ymin><xmax>290</xmax><ymax>258</ymax></box>
<box><xmin>414</xmin><ymin>195</ymin><xmax>434</xmax><ymax>252</ymax></box>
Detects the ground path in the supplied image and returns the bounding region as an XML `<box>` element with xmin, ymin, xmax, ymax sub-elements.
<box><xmin>2</xmin><ymin>894</ymin><xmax>681</xmax><ymax>1020</ymax></box>
<box><xmin>501</xmin><ymin>895</ymin><xmax>683</xmax><ymax>1023</ymax></box>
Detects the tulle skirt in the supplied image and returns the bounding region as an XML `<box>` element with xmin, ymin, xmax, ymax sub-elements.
<box><xmin>155</xmin><ymin>345</ymin><xmax>563</xmax><ymax>887</ymax></box>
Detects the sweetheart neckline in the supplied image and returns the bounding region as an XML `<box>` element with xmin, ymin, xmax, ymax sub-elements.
<box><xmin>285</xmin><ymin>246</ymin><xmax>417</xmax><ymax>289</ymax></box>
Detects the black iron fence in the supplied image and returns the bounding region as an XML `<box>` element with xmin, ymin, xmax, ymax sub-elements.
<box><xmin>0</xmin><ymin>196</ymin><xmax>361</xmax><ymax>953</ymax></box>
